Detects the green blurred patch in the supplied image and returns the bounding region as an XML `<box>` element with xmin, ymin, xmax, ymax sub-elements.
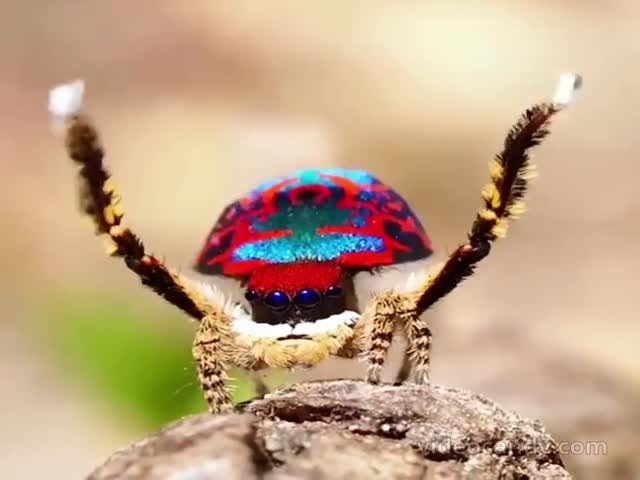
<box><xmin>33</xmin><ymin>292</ymin><xmax>284</xmax><ymax>431</ymax></box>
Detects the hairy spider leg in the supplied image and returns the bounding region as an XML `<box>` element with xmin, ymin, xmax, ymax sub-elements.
<box><xmin>364</xmin><ymin>77</ymin><xmax>580</xmax><ymax>384</ymax></box>
<box><xmin>56</xmin><ymin>101</ymin><xmax>235</xmax><ymax>412</ymax></box>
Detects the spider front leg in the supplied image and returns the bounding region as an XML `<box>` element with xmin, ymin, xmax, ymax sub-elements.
<box><xmin>365</xmin><ymin>74</ymin><xmax>581</xmax><ymax>385</ymax></box>
<box><xmin>193</xmin><ymin>312</ymin><xmax>234</xmax><ymax>413</ymax></box>
<box><xmin>50</xmin><ymin>81</ymin><xmax>236</xmax><ymax>413</ymax></box>
<box><xmin>364</xmin><ymin>292</ymin><xmax>432</xmax><ymax>384</ymax></box>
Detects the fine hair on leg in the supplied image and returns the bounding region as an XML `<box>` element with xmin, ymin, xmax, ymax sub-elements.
<box><xmin>363</xmin><ymin>75</ymin><xmax>581</xmax><ymax>384</ymax></box>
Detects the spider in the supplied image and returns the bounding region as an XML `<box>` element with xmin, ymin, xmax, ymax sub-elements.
<box><xmin>49</xmin><ymin>74</ymin><xmax>580</xmax><ymax>414</ymax></box>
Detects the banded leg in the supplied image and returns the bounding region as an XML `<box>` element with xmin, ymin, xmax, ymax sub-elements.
<box><xmin>60</xmin><ymin>109</ymin><xmax>209</xmax><ymax>320</ymax></box>
<box><xmin>364</xmin><ymin>293</ymin><xmax>408</xmax><ymax>384</ymax></box>
<box><xmin>402</xmin><ymin>318</ymin><xmax>432</xmax><ymax>384</ymax></box>
<box><xmin>193</xmin><ymin>313</ymin><xmax>233</xmax><ymax>413</ymax></box>
<box><xmin>50</xmin><ymin>81</ymin><xmax>235</xmax><ymax>409</ymax></box>
<box><xmin>364</xmin><ymin>74</ymin><xmax>581</xmax><ymax>384</ymax></box>
<box><xmin>364</xmin><ymin>291</ymin><xmax>431</xmax><ymax>384</ymax></box>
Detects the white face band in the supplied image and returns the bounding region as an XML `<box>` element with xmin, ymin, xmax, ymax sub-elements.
<box><xmin>231</xmin><ymin>310</ymin><xmax>360</xmax><ymax>339</ymax></box>
<box><xmin>195</xmin><ymin>280</ymin><xmax>359</xmax><ymax>339</ymax></box>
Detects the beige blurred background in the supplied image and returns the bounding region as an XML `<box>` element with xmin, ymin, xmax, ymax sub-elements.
<box><xmin>2</xmin><ymin>1</ymin><xmax>639</xmax><ymax>478</ymax></box>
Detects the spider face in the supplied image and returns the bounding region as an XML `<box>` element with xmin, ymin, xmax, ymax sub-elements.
<box><xmin>245</xmin><ymin>285</ymin><xmax>347</xmax><ymax>325</ymax></box>
<box><xmin>227</xmin><ymin>262</ymin><xmax>361</xmax><ymax>338</ymax></box>
<box><xmin>243</xmin><ymin>263</ymin><xmax>349</xmax><ymax>328</ymax></box>
<box><xmin>195</xmin><ymin>168</ymin><xmax>432</xmax><ymax>339</ymax></box>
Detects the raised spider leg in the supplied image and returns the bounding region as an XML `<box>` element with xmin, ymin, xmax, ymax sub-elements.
<box><xmin>365</xmin><ymin>74</ymin><xmax>581</xmax><ymax>385</ymax></box>
<box><xmin>50</xmin><ymin>81</ymin><xmax>235</xmax><ymax>413</ymax></box>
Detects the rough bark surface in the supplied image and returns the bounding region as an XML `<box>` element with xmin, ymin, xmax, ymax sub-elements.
<box><xmin>88</xmin><ymin>381</ymin><xmax>572</xmax><ymax>479</ymax></box>
<box><xmin>431</xmin><ymin>326</ymin><xmax>640</xmax><ymax>479</ymax></box>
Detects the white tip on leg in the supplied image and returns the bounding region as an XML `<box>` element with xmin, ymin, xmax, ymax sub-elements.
<box><xmin>48</xmin><ymin>79</ymin><xmax>85</xmax><ymax>119</ymax></box>
<box><xmin>552</xmin><ymin>73</ymin><xmax>582</xmax><ymax>108</ymax></box>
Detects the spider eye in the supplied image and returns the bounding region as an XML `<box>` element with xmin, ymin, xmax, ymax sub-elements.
<box><xmin>325</xmin><ymin>285</ymin><xmax>343</xmax><ymax>297</ymax></box>
<box><xmin>244</xmin><ymin>289</ymin><xmax>260</xmax><ymax>302</ymax></box>
<box><xmin>264</xmin><ymin>290</ymin><xmax>290</xmax><ymax>311</ymax></box>
<box><xmin>293</xmin><ymin>289</ymin><xmax>321</xmax><ymax>309</ymax></box>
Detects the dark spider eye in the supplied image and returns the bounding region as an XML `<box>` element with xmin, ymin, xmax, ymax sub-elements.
<box><xmin>325</xmin><ymin>285</ymin><xmax>343</xmax><ymax>297</ymax></box>
<box><xmin>244</xmin><ymin>289</ymin><xmax>260</xmax><ymax>302</ymax></box>
<box><xmin>293</xmin><ymin>289</ymin><xmax>321</xmax><ymax>309</ymax></box>
<box><xmin>264</xmin><ymin>290</ymin><xmax>290</xmax><ymax>311</ymax></box>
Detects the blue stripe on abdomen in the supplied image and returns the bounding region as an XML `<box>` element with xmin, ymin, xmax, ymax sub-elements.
<box><xmin>232</xmin><ymin>233</ymin><xmax>384</xmax><ymax>263</ymax></box>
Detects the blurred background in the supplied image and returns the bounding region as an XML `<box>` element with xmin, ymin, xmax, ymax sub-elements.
<box><xmin>2</xmin><ymin>1</ymin><xmax>639</xmax><ymax>478</ymax></box>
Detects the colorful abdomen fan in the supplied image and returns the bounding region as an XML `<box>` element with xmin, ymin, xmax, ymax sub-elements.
<box><xmin>195</xmin><ymin>168</ymin><xmax>433</xmax><ymax>277</ymax></box>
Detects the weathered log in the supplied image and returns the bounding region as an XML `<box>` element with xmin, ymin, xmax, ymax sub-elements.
<box><xmin>89</xmin><ymin>380</ymin><xmax>571</xmax><ymax>479</ymax></box>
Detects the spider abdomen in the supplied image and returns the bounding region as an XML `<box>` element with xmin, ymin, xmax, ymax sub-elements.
<box><xmin>195</xmin><ymin>168</ymin><xmax>433</xmax><ymax>277</ymax></box>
